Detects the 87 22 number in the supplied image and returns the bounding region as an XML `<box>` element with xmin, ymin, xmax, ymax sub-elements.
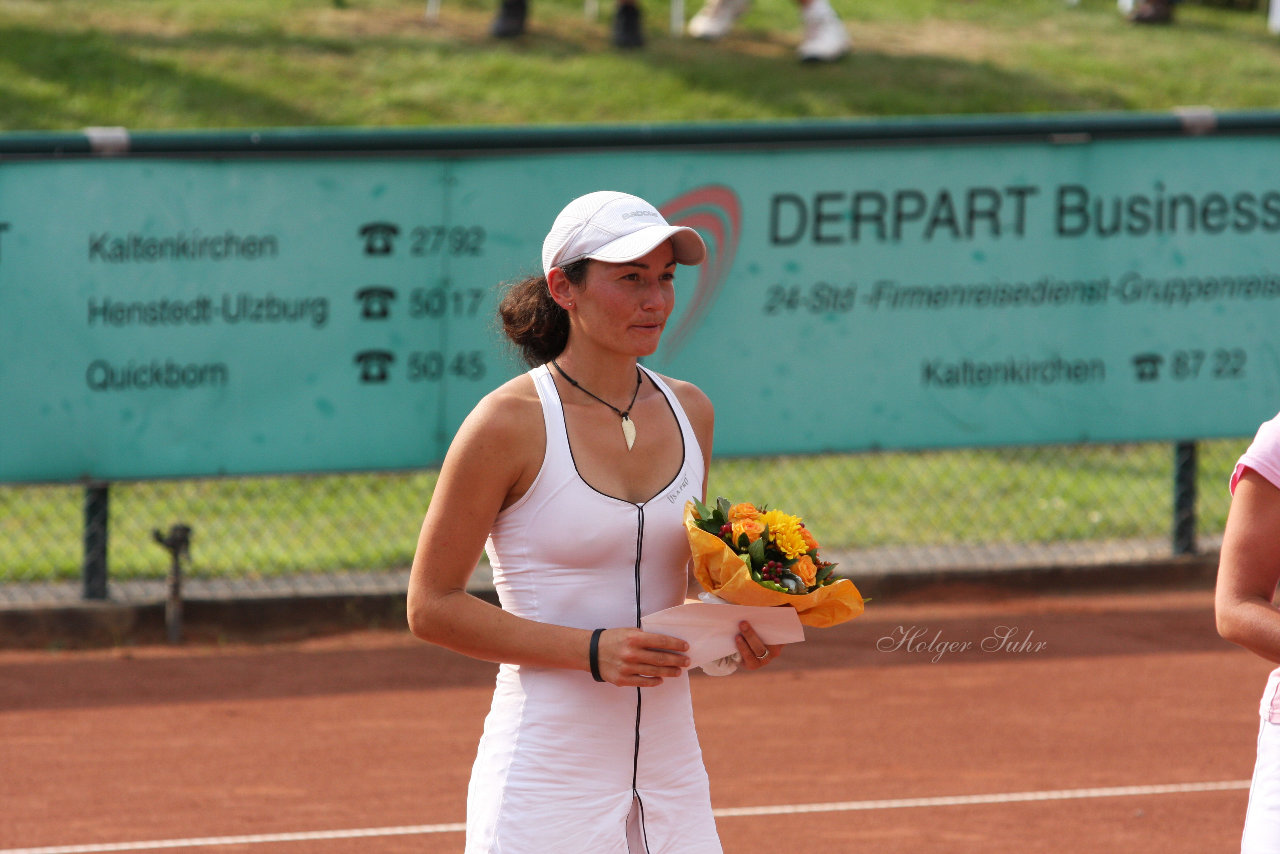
<box><xmin>1171</xmin><ymin>348</ymin><xmax>1246</xmax><ymax>380</ymax></box>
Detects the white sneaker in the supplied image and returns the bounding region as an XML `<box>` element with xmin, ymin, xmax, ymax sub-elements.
<box><xmin>797</xmin><ymin>0</ymin><xmax>849</xmax><ymax>61</ymax></box>
<box><xmin>687</xmin><ymin>0</ymin><xmax>750</xmax><ymax>39</ymax></box>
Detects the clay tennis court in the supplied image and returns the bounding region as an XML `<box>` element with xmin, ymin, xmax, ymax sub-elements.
<box><xmin>0</xmin><ymin>582</ymin><xmax>1264</xmax><ymax>854</ymax></box>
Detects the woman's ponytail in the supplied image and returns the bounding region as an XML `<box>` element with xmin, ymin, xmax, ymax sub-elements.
<box><xmin>497</xmin><ymin>259</ymin><xmax>588</xmax><ymax>367</ymax></box>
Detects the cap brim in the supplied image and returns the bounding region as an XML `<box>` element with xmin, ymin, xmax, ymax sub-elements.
<box><xmin>582</xmin><ymin>225</ymin><xmax>707</xmax><ymax>268</ymax></box>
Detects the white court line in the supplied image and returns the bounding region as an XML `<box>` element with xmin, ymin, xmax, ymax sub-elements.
<box><xmin>0</xmin><ymin>825</ymin><xmax>466</xmax><ymax>854</ymax></box>
<box><xmin>0</xmin><ymin>780</ymin><xmax>1250</xmax><ymax>854</ymax></box>
<box><xmin>712</xmin><ymin>779</ymin><xmax>1251</xmax><ymax>817</ymax></box>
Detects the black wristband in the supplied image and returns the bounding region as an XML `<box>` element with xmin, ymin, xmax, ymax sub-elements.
<box><xmin>589</xmin><ymin>628</ymin><xmax>606</xmax><ymax>683</ymax></box>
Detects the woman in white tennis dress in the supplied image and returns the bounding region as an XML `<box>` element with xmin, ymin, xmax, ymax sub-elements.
<box><xmin>1217</xmin><ymin>410</ymin><xmax>1280</xmax><ymax>854</ymax></box>
<box><xmin>407</xmin><ymin>191</ymin><xmax>781</xmax><ymax>853</ymax></box>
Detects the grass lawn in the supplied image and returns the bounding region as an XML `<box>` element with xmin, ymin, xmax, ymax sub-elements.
<box><xmin>0</xmin><ymin>439</ymin><xmax>1246</xmax><ymax>581</ymax></box>
<box><xmin>1</xmin><ymin>0</ymin><xmax>1278</xmax><ymax>131</ymax></box>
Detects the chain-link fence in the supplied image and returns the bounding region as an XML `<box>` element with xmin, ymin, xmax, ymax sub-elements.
<box><xmin>0</xmin><ymin>437</ymin><xmax>1246</xmax><ymax>606</ymax></box>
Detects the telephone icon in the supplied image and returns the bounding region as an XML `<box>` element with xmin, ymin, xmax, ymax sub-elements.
<box><xmin>356</xmin><ymin>286</ymin><xmax>397</xmax><ymax>320</ymax></box>
<box><xmin>355</xmin><ymin>350</ymin><xmax>396</xmax><ymax>384</ymax></box>
<box><xmin>358</xmin><ymin>222</ymin><xmax>400</xmax><ymax>256</ymax></box>
<box><xmin>1132</xmin><ymin>353</ymin><xmax>1163</xmax><ymax>382</ymax></box>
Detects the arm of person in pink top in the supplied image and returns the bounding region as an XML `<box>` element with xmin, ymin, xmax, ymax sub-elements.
<box><xmin>1216</xmin><ymin>468</ymin><xmax>1280</xmax><ymax>663</ymax></box>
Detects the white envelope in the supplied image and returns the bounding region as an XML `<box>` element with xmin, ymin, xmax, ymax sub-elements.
<box><xmin>641</xmin><ymin>602</ymin><xmax>805</xmax><ymax>668</ymax></box>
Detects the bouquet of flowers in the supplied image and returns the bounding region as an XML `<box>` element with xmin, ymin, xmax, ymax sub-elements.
<box><xmin>683</xmin><ymin>497</ymin><xmax>864</xmax><ymax>628</ymax></box>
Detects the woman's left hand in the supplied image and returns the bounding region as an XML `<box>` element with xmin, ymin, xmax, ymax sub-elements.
<box><xmin>735</xmin><ymin>621</ymin><xmax>782</xmax><ymax>671</ymax></box>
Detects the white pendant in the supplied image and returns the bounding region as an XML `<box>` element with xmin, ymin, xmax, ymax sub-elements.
<box><xmin>621</xmin><ymin>416</ymin><xmax>636</xmax><ymax>450</ymax></box>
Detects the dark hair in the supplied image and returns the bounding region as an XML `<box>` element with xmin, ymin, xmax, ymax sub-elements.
<box><xmin>498</xmin><ymin>258</ymin><xmax>590</xmax><ymax>367</ymax></box>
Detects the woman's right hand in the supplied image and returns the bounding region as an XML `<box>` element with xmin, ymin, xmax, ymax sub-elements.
<box><xmin>594</xmin><ymin>628</ymin><xmax>690</xmax><ymax>687</ymax></box>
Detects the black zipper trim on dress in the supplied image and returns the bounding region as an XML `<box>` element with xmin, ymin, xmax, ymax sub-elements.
<box><xmin>631</xmin><ymin>503</ymin><xmax>651</xmax><ymax>853</ymax></box>
<box><xmin>633</xmin><ymin>504</ymin><xmax>645</xmax><ymax>629</ymax></box>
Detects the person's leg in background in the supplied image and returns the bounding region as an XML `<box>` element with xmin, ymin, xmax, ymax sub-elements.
<box><xmin>491</xmin><ymin>0</ymin><xmax>645</xmax><ymax>47</ymax></box>
<box><xmin>687</xmin><ymin>0</ymin><xmax>849</xmax><ymax>61</ymax></box>
<box><xmin>1129</xmin><ymin>0</ymin><xmax>1176</xmax><ymax>24</ymax></box>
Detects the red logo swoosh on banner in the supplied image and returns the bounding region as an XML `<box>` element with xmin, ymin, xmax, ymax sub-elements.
<box><xmin>658</xmin><ymin>185</ymin><xmax>742</xmax><ymax>362</ymax></box>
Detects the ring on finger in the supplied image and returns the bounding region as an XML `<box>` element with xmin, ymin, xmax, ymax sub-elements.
<box><xmin>754</xmin><ymin>648</ymin><xmax>769</xmax><ymax>661</ymax></box>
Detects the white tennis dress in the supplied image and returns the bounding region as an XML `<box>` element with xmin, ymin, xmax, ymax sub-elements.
<box><xmin>466</xmin><ymin>363</ymin><xmax>722</xmax><ymax>854</ymax></box>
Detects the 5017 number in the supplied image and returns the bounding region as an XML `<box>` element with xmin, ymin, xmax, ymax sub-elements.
<box><xmin>409</xmin><ymin>287</ymin><xmax>484</xmax><ymax>318</ymax></box>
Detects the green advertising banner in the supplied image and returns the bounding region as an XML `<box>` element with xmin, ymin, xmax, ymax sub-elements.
<box><xmin>2</xmin><ymin>116</ymin><xmax>1278</xmax><ymax>483</ymax></box>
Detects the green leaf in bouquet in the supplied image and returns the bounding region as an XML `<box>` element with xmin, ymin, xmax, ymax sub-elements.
<box><xmin>692</xmin><ymin>496</ymin><xmax>712</xmax><ymax>521</ymax></box>
<box><xmin>736</xmin><ymin>532</ymin><xmax>751</xmax><ymax>552</ymax></box>
<box><xmin>747</xmin><ymin>535</ymin><xmax>766</xmax><ymax>570</ymax></box>
<box><xmin>716</xmin><ymin>496</ymin><xmax>731</xmax><ymax>521</ymax></box>
<box><xmin>816</xmin><ymin>562</ymin><xmax>836</xmax><ymax>584</ymax></box>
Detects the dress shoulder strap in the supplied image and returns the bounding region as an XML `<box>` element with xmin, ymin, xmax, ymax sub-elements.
<box><xmin>530</xmin><ymin>363</ymin><xmax>571</xmax><ymax>461</ymax></box>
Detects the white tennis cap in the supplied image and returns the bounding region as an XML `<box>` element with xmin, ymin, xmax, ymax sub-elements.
<box><xmin>542</xmin><ymin>191</ymin><xmax>707</xmax><ymax>278</ymax></box>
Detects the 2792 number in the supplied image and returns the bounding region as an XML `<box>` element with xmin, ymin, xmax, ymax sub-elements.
<box><xmin>410</xmin><ymin>225</ymin><xmax>485</xmax><ymax>257</ymax></box>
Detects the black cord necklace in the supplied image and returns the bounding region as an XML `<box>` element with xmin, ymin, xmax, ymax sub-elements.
<box><xmin>551</xmin><ymin>360</ymin><xmax>642</xmax><ymax>450</ymax></box>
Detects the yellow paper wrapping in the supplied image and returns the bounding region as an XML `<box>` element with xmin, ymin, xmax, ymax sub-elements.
<box><xmin>683</xmin><ymin>502</ymin><xmax>865</xmax><ymax>629</ymax></box>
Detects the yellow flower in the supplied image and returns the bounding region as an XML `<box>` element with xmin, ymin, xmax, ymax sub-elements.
<box><xmin>792</xmin><ymin>554</ymin><xmax>818</xmax><ymax>587</ymax></box>
<box><xmin>759</xmin><ymin>509</ymin><xmax>809</xmax><ymax>560</ymax></box>
<box><xmin>728</xmin><ymin>503</ymin><xmax>761</xmax><ymax>522</ymax></box>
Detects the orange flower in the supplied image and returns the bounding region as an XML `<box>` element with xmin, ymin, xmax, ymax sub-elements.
<box><xmin>728</xmin><ymin>503</ymin><xmax>761</xmax><ymax>522</ymax></box>
<box><xmin>800</xmin><ymin>526</ymin><xmax>819</xmax><ymax>552</ymax></box>
<box><xmin>792</xmin><ymin>554</ymin><xmax>818</xmax><ymax>587</ymax></box>
<box><xmin>731</xmin><ymin>518</ymin><xmax>765</xmax><ymax>543</ymax></box>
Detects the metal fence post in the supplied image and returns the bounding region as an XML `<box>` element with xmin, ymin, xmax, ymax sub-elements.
<box><xmin>1173</xmin><ymin>441</ymin><xmax>1197</xmax><ymax>556</ymax></box>
<box><xmin>83</xmin><ymin>483</ymin><xmax>110</xmax><ymax>599</ymax></box>
<box><xmin>153</xmin><ymin>524</ymin><xmax>192</xmax><ymax>645</ymax></box>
